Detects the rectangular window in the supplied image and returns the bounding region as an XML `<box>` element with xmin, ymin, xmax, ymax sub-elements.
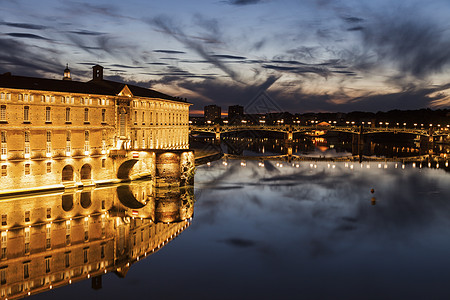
<box><xmin>0</xmin><ymin>268</ymin><xmax>6</xmax><ymax>284</ymax></box>
<box><xmin>1</xmin><ymin>232</ymin><xmax>6</xmax><ymax>260</ymax></box>
<box><xmin>134</xmin><ymin>111</ymin><xmax>137</xmax><ymax>124</ymax></box>
<box><xmin>45</xmin><ymin>95</ymin><xmax>50</xmax><ymax>103</ymax></box>
<box><xmin>101</xmin><ymin>109</ymin><xmax>106</xmax><ymax>123</ymax></box>
<box><xmin>24</xmin><ymin>227</ymin><xmax>30</xmax><ymax>254</ymax></box>
<box><xmin>101</xmin><ymin>214</ymin><xmax>106</xmax><ymax>237</ymax></box>
<box><xmin>84</xmin><ymin>217</ymin><xmax>89</xmax><ymax>241</ymax></box>
<box><xmin>1</xmin><ymin>215</ymin><xmax>6</xmax><ymax>226</ymax></box>
<box><xmin>1</xmin><ymin>131</ymin><xmax>6</xmax><ymax>159</ymax></box>
<box><xmin>66</xmin><ymin>131</ymin><xmax>71</xmax><ymax>155</ymax></box>
<box><xmin>65</xmin><ymin>252</ymin><xmax>70</xmax><ymax>268</ymax></box>
<box><xmin>24</xmin><ymin>132</ymin><xmax>30</xmax><ymax>158</ymax></box>
<box><xmin>46</xmin><ymin>162</ymin><xmax>51</xmax><ymax>173</ymax></box>
<box><xmin>45</xmin><ymin>257</ymin><xmax>51</xmax><ymax>273</ymax></box>
<box><xmin>51</xmin><ymin>96</ymin><xmax>55</xmax><ymax>103</ymax></box>
<box><xmin>0</xmin><ymin>105</ymin><xmax>6</xmax><ymax>121</ymax></box>
<box><xmin>0</xmin><ymin>93</ymin><xmax>4</xmax><ymax>100</ymax></box>
<box><xmin>23</xmin><ymin>262</ymin><xmax>29</xmax><ymax>279</ymax></box>
<box><xmin>23</xmin><ymin>106</ymin><xmax>29</xmax><ymax>122</ymax></box>
<box><xmin>18</xmin><ymin>94</ymin><xmax>23</xmax><ymax>101</ymax></box>
<box><xmin>25</xmin><ymin>211</ymin><xmax>30</xmax><ymax>222</ymax></box>
<box><xmin>66</xmin><ymin>220</ymin><xmax>71</xmax><ymax>245</ymax></box>
<box><xmin>142</xmin><ymin>112</ymin><xmax>145</xmax><ymax>125</ymax></box>
<box><xmin>45</xmin><ymin>107</ymin><xmax>51</xmax><ymax>122</ymax></box>
<box><xmin>83</xmin><ymin>248</ymin><xmax>89</xmax><ymax>263</ymax></box>
<box><xmin>100</xmin><ymin>245</ymin><xmax>105</xmax><ymax>258</ymax></box>
<box><xmin>46</xmin><ymin>223</ymin><xmax>51</xmax><ymax>249</ymax></box>
<box><xmin>24</xmin><ymin>163</ymin><xmax>30</xmax><ymax>175</ymax></box>
<box><xmin>0</xmin><ymin>166</ymin><xmax>5</xmax><ymax>177</ymax></box>
<box><xmin>46</xmin><ymin>131</ymin><xmax>51</xmax><ymax>155</ymax></box>
<box><xmin>84</xmin><ymin>108</ymin><xmax>89</xmax><ymax>122</ymax></box>
<box><xmin>65</xmin><ymin>108</ymin><xmax>70</xmax><ymax>122</ymax></box>
<box><xmin>46</xmin><ymin>208</ymin><xmax>51</xmax><ymax>219</ymax></box>
<box><xmin>61</xmin><ymin>96</ymin><xmax>65</xmax><ymax>103</ymax></box>
<box><xmin>84</xmin><ymin>131</ymin><xmax>89</xmax><ymax>154</ymax></box>
<box><xmin>101</xmin><ymin>159</ymin><xmax>106</xmax><ymax>168</ymax></box>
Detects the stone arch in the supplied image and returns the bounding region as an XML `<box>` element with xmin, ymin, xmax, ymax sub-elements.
<box><xmin>117</xmin><ymin>159</ymin><xmax>138</xmax><ymax>179</ymax></box>
<box><xmin>116</xmin><ymin>185</ymin><xmax>145</xmax><ymax>209</ymax></box>
<box><xmin>62</xmin><ymin>194</ymin><xmax>74</xmax><ymax>211</ymax></box>
<box><xmin>80</xmin><ymin>164</ymin><xmax>92</xmax><ymax>180</ymax></box>
<box><xmin>80</xmin><ymin>191</ymin><xmax>92</xmax><ymax>208</ymax></box>
<box><xmin>62</xmin><ymin>165</ymin><xmax>74</xmax><ymax>182</ymax></box>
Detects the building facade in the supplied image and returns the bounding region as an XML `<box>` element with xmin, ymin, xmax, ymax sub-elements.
<box><xmin>0</xmin><ymin>65</ymin><xmax>193</xmax><ymax>194</ymax></box>
<box><xmin>204</xmin><ymin>105</ymin><xmax>221</xmax><ymax>123</ymax></box>
<box><xmin>228</xmin><ymin>105</ymin><xmax>244</xmax><ymax>124</ymax></box>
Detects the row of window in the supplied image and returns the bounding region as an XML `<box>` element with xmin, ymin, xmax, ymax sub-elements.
<box><xmin>133</xmin><ymin>110</ymin><xmax>188</xmax><ymax>126</ymax></box>
<box><xmin>0</xmin><ymin>105</ymin><xmax>107</xmax><ymax>123</ymax></box>
<box><xmin>0</xmin><ymin>246</ymin><xmax>107</xmax><ymax>286</ymax></box>
<box><xmin>131</xmin><ymin>99</ymin><xmax>186</xmax><ymax>110</ymax></box>
<box><xmin>0</xmin><ymin>92</ymin><xmax>110</xmax><ymax>106</ymax></box>
<box><xmin>0</xmin><ymin>160</ymin><xmax>106</xmax><ymax>177</ymax></box>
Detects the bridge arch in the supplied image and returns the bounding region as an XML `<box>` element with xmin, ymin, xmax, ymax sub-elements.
<box><xmin>116</xmin><ymin>185</ymin><xmax>145</xmax><ymax>209</ymax></box>
<box><xmin>117</xmin><ymin>159</ymin><xmax>139</xmax><ymax>179</ymax></box>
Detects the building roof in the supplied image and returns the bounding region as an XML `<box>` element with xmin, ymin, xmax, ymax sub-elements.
<box><xmin>0</xmin><ymin>72</ymin><xmax>186</xmax><ymax>103</ymax></box>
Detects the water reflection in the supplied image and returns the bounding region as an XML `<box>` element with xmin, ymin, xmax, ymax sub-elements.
<box><xmin>0</xmin><ymin>181</ymin><xmax>193</xmax><ymax>300</ymax></box>
<box><xmin>191</xmin><ymin>159</ymin><xmax>450</xmax><ymax>299</ymax></box>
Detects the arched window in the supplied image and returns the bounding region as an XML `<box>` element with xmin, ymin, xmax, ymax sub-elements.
<box><xmin>62</xmin><ymin>194</ymin><xmax>74</xmax><ymax>211</ymax></box>
<box><xmin>80</xmin><ymin>164</ymin><xmax>91</xmax><ymax>180</ymax></box>
<box><xmin>80</xmin><ymin>192</ymin><xmax>92</xmax><ymax>208</ymax></box>
<box><xmin>62</xmin><ymin>165</ymin><xmax>74</xmax><ymax>182</ymax></box>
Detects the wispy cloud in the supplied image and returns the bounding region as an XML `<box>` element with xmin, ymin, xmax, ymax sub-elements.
<box><xmin>0</xmin><ymin>22</ymin><xmax>48</xmax><ymax>30</ymax></box>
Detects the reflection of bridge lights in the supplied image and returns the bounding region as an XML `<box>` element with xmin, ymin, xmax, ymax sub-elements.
<box><xmin>207</xmin><ymin>162</ymin><xmax>211</xmax><ymax>166</ymax></box>
<box><xmin>402</xmin><ymin>164</ymin><xmax>405</xmax><ymax>169</ymax></box>
<box><xmin>428</xmin><ymin>162</ymin><xmax>431</xmax><ymax>168</ymax></box>
<box><xmin>350</xmin><ymin>165</ymin><xmax>353</xmax><ymax>170</ymax></box>
<box><xmin>259</xmin><ymin>162</ymin><xmax>264</xmax><ymax>167</ymax></box>
<box><xmin>446</xmin><ymin>161</ymin><xmax>449</xmax><ymax>167</ymax></box>
<box><xmin>222</xmin><ymin>161</ymin><xmax>228</xmax><ymax>166</ymax></box>
<box><xmin>240</xmin><ymin>161</ymin><xmax>246</xmax><ymax>167</ymax></box>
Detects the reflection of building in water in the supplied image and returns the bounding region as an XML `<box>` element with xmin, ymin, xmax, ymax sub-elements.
<box><xmin>0</xmin><ymin>181</ymin><xmax>194</xmax><ymax>299</ymax></box>
<box><xmin>0</xmin><ymin>65</ymin><xmax>193</xmax><ymax>194</ymax></box>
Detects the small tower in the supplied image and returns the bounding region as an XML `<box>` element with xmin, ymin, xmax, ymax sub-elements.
<box><xmin>92</xmin><ymin>65</ymin><xmax>104</xmax><ymax>81</ymax></box>
<box><xmin>63</xmin><ymin>64</ymin><xmax>71</xmax><ymax>81</ymax></box>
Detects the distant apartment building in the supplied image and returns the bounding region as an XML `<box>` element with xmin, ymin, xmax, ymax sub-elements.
<box><xmin>228</xmin><ymin>105</ymin><xmax>244</xmax><ymax>124</ymax></box>
<box><xmin>204</xmin><ymin>105</ymin><xmax>221</xmax><ymax>123</ymax></box>
<box><xmin>0</xmin><ymin>65</ymin><xmax>194</xmax><ymax>194</ymax></box>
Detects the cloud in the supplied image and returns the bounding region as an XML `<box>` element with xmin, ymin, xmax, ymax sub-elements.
<box><xmin>212</xmin><ymin>54</ymin><xmax>247</xmax><ymax>60</ymax></box>
<box><xmin>153</xmin><ymin>49</ymin><xmax>186</xmax><ymax>54</ymax></box>
<box><xmin>226</xmin><ymin>0</ymin><xmax>265</xmax><ymax>5</ymax></box>
<box><xmin>68</xmin><ymin>30</ymin><xmax>105</xmax><ymax>36</ymax></box>
<box><xmin>0</xmin><ymin>22</ymin><xmax>48</xmax><ymax>30</ymax></box>
<box><xmin>220</xmin><ymin>238</ymin><xmax>257</xmax><ymax>248</ymax></box>
<box><xmin>344</xmin><ymin>5</ymin><xmax>450</xmax><ymax>79</ymax></box>
<box><xmin>6</xmin><ymin>33</ymin><xmax>50</xmax><ymax>40</ymax></box>
<box><xmin>148</xmin><ymin>15</ymin><xmax>242</xmax><ymax>82</ymax></box>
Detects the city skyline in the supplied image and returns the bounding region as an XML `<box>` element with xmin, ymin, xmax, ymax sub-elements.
<box><xmin>2</xmin><ymin>0</ymin><xmax>450</xmax><ymax>114</ymax></box>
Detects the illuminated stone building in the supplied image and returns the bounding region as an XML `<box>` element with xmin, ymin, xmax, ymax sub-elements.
<box><xmin>0</xmin><ymin>181</ymin><xmax>194</xmax><ymax>299</ymax></box>
<box><xmin>0</xmin><ymin>65</ymin><xmax>193</xmax><ymax>194</ymax></box>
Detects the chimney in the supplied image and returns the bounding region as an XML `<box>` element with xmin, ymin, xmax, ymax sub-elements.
<box><xmin>92</xmin><ymin>65</ymin><xmax>104</xmax><ymax>81</ymax></box>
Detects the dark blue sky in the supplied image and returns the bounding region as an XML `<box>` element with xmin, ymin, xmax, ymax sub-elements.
<box><xmin>1</xmin><ymin>0</ymin><xmax>450</xmax><ymax>114</ymax></box>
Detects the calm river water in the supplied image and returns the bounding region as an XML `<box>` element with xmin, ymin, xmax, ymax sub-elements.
<box><xmin>33</xmin><ymin>153</ymin><xmax>450</xmax><ymax>300</ymax></box>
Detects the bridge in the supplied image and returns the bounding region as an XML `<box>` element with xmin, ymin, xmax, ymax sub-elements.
<box><xmin>190</xmin><ymin>124</ymin><xmax>449</xmax><ymax>142</ymax></box>
<box><xmin>222</xmin><ymin>153</ymin><xmax>449</xmax><ymax>166</ymax></box>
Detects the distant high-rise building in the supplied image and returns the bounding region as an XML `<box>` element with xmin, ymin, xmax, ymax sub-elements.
<box><xmin>204</xmin><ymin>105</ymin><xmax>221</xmax><ymax>123</ymax></box>
<box><xmin>228</xmin><ymin>105</ymin><xmax>244</xmax><ymax>124</ymax></box>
